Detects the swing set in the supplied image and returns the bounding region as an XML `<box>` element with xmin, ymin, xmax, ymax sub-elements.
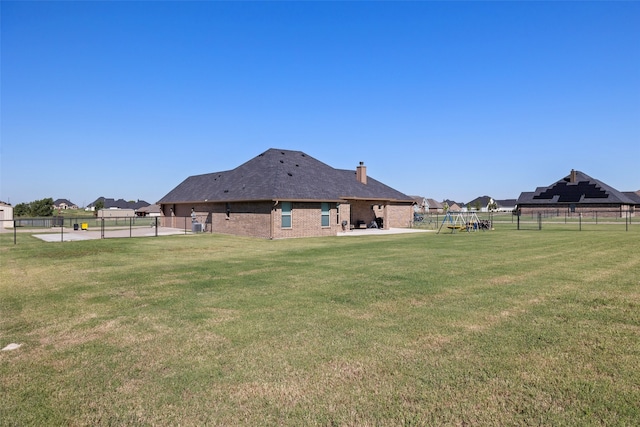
<box><xmin>437</xmin><ymin>211</ymin><xmax>485</xmax><ymax>234</ymax></box>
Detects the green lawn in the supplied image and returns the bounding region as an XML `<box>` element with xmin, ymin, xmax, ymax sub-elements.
<box><xmin>1</xmin><ymin>225</ymin><xmax>639</xmax><ymax>426</ymax></box>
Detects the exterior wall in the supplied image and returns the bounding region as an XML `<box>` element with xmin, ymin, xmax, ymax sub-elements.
<box><xmin>98</xmin><ymin>208</ymin><xmax>135</xmax><ymax>218</ymax></box>
<box><xmin>518</xmin><ymin>204</ymin><xmax>634</xmax><ymax>218</ymax></box>
<box><xmin>0</xmin><ymin>204</ymin><xmax>14</xmax><ymax>228</ymax></box>
<box><xmin>338</xmin><ymin>203</ymin><xmax>351</xmax><ymax>231</ymax></box>
<box><xmin>213</xmin><ymin>202</ymin><xmax>272</xmax><ymax>238</ymax></box>
<box><xmin>160</xmin><ymin>201</ymin><xmax>342</xmax><ymax>239</ymax></box>
<box><xmin>271</xmin><ymin>202</ymin><xmax>340</xmax><ymax>239</ymax></box>
<box><xmin>385</xmin><ymin>203</ymin><xmax>414</xmax><ymax>228</ymax></box>
<box><xmin>161</xmin><ymin>202</ymin><xmax>273</xmax><ymax>238</ymax></box>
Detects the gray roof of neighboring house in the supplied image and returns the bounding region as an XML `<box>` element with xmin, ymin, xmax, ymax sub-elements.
<box><xmin>517</xmin><ymin>170</ymin><xmax>636</xmax><ymax>206</ymax></box>
<box><xmin>158</xmin><ymin>148</ymin><xmax>414</xmax><ymax>204</ymax></box>
<box><xmin>137</xmin><ymin>204</ymin><xmax>162</xmax><ymax>214</ymax></box>
<box><xmin>53</xmin><ymin>199</ymin><xmax>76</xmax><ymax>206</ymax></box>
<box><xmin>89</xmin><ymin>197</ymin><xmax>150</xmax><ymax>210</ymax></box>
<box><xmin>495</xmin><ymin>199</ymin><xmax>517</xmax><ymax>207</ymax></box>
<box><xmin>623</xmin><ymin>191</ymin><xmax>640</xmax><ymax>205</ymax></box>
<box><xmin>426</xmin><ymin>198</ymin><xmax>443</xmax><ymax>209</ymax></box>
<box><xmin>467</xmin><ymin>196</ymin><xmax>492</xmax><ymax>207</ymax></box>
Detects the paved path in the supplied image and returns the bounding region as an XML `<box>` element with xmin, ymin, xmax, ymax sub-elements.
<box><xmin>27</xmin><ymin>226</ymin><xmax>431</xmax><ymax>242</ymax></box>
<box><xmin>32</xmin><ymin>227</ymin><xmax>188</xmax><ymax>242</ymax></box>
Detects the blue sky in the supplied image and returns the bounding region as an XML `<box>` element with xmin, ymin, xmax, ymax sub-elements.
<box><xmin>2</xmin><ymin>1</ymin><xmax>639</xmax><ymax>207</ymax></box>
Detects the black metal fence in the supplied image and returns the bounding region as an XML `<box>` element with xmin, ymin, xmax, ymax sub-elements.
<box><xmin>0</xmin><ymin>216</ymin><xmax>202</xmax><ymax>244</ymax></box>
<box><xmin>514</xmin><ymin>210</ymin><xmax>635</xmax><ymax>231</ymax></box>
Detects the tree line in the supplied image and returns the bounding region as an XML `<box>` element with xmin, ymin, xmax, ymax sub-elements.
<box><xmin>13</xmin><ymin>198</ymin><xmax>54</xmax><ymax>217</ymax></box>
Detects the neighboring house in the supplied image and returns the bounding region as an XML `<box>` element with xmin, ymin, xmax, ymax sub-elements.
<box><xmin>466</xmin><ymin>197</ymin><xmax>516</xmax><ymax>212</ymax></box>
<box><xmin>467</xmin><ymin>196</ymin><xmax>492</xmax><ymax>212</ymax></box>
<box><xmin>443</xmin><ymin>200</ymin><xmax>462</xmax><ymax>212</ymax></box>
<box><xmin>516</xmin><ymin>169</ymin><xmax>636</xmax><ymax>217</ymax></box>
<box><xmin>158</xmin><ymin>148</ymin><xmax>416</xmax><ymax>239</ymax></box>
<box><xmin>495</xmin><ymin>199</ymin><xmax>517</xmax><ymax>212</ymax></box>
<box><xmin>411</xmin><ymin>196</ymin><xmax>427</xmax><ymax>214</ymax></box>
<box><xmin>0</xmin><ymin>202</ymin><xmax>13</xmax><ymax>229</ymax></box>
<box><xmin>88</xmin><ymin>198</ymin><xmax>150</xmax><ymax>212</ymax></box>
<box><xmin>136</xmin><ymin>204</ymin><xmax>162</xmax><ymax>217</ymax></box>
<box><xmin>53</xmin><ymin>199</ymin><xmax>78</xmax><ymax>210</ymax></box>
<box><xmin>622</xmin><ymin>191</ymin><xmax>640</xmax><ymax>210</ymax></box>
<box><xmin>426</xmin><ymin>198</ymin><xmax>444</xmax><ymax>213</ymax></box>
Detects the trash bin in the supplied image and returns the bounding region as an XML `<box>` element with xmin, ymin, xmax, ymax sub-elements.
<box><xmin>81</xmin><ymin>223</ymin><xmax>88</xmax><ymax>230</ymax></box>
<box><xmin>73</xmin><ymin>224</ymin><xmax>79</xmax><ymax>231</ymax></box>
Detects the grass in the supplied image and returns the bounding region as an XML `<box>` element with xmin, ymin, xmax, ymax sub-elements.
<box><xmin>1</xmin><ymin>225</ymin><xmax>639</xmax><ymax>426</ymax></box>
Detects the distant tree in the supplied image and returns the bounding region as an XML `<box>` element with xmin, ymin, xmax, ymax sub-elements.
<box><xmin>94</xmin><ymin>199</ymin><xmax>105</xmax><ymax>216</ymax></box>
<box><xmin>14</xmin><ymin>203</ymin><xmax>30</xmax><ymax>217</ymax></box>
<box><xmin>488</xmin><ymin>200</ymin><xmax>498</xmax><ymax>211</ymax></box>
<box><xmin>443</xmin><ymin>202</ymin><xmax>449</xmax><ymax>213</ymax></box>
<box><xmin>13</xmin><ymin>198</ymin><xmax>54</xmax><ymax>217</ymax></box>
<box><xmin>30</xmin><ymin>198</ymin><xmax>54</xmax><ymax>217</ymax></box>
<box><xmin>474</xmin><ymin>201</ymin><xmax>482</xmax><ymax>211</ymax></box>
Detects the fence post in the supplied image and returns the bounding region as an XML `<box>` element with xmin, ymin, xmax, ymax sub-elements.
<box><xmin>61</xmin><ymin>222</ymin><xmax>64</xmax><ymax>242</ymax></box>
<box><xmin>14</xmin><ymin>220</ymin><xmax>17</xmax><ymax>245</ymax></box>
<box><xmin>538</xmin><ymin>212</ymin><xmax>542</xmax><ymax>230</ymax></box>
<box><xmin>155</xmin><ymin>217</ymin><xmax>158</xmax><ymax>237</ymax></box>
<box><xmin>130</xmin><ymin>217</ymin><xmax>132</xmax><ymax>238</ymax></box>
<box><xmin>101</xmin><ymin>218</ymin><xmax>105</xmax><ymax>239</ymax></box>
<box><xmin>579</xmin><ymin>213</ymin><xmax>582</xmax><ymax>231</ymax></box>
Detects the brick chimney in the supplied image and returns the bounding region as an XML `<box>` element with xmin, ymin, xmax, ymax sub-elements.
<box><xmin>570</xmin><ymin>169</ymin><xmax>577</xmax><ymax>183</ymax></box>
<box><xmin>356</xmin><ymin>161</ymin><xmax>367</xmax><ymax>185</ymax></box>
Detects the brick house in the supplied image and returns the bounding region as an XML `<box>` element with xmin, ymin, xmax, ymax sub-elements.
<box><xmin>53</xmin><ymin>199</ymin><xmax>78</xmax><ymax>210</ymax></box>
<box><xmin>158</xmin><ymin>148</ymin><xmax>416</xmax><ymax>239</ymax></box>
<box><xmin>516</xmin><ymin>169</ymin><xmax>636</xmax><ymax>217</ymax></box>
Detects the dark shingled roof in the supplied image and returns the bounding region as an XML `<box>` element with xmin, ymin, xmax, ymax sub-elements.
<box><xmin>517</xmin><ymin>170</ymin><xmax>636</xmax><ymax>206</ymax></box>
<box><xmin>89</xmin><ymin>197</ymin><xmax>150</xmax><ymax>210</ymax></box>
<box><xmin>158</xmin><ymin>149</ymin><xmax>414</xmax><ymax>204</ymax></box>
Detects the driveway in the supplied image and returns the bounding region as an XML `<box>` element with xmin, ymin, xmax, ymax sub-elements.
<box><xmin>32</xmin><ymin>227</ymin><xmax>188</xmax><ymax>242</ymax></box>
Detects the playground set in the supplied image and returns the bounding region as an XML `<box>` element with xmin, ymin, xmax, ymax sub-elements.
<box><xmin>437</xmin><ymin>211</ymin><xmax>492</xmax><ymax>234</ymax></box>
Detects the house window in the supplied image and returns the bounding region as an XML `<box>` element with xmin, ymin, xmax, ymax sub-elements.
<box><xmin>321</xmin><ymin>202</ymin><xmax>330</xmax><ymax>227</ymax></box>
<box><xmin>281</xmin><ymin>202</ymin><xmax>292</xmax><ymax>228</ymax></box>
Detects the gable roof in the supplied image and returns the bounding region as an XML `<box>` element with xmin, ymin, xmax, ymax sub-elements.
<box><xmin>495</xmin><ymin>199</ymin><xmax>517</xmax><ymax>207</ymax></box>
<box><xmin>89</xmin><ymin>197</ymin><xmax>150</xmax><ymax>210</ymax></box>
<box><xmin>136</xmin><ymin>204</ymin><xmax>162</xmax><ymax>214</ymax></box>
<box><xmin>426</xmin><ymin>198</ymin><xmax>443</xmax><ymax>209</ymax></box>
<box><xmin>159</xmin><ymin>148</ymin><xmax>414</xmax><ymax>204</ymax></box>
<box><xmin>623</xmin><ymin>191</ymin><xmax>640</xmax><ymax>205</ymax></box>
<box><xmin>467</xmin><ymin>195</ymin><xmax>492</xmax><ymax>207</ymax></box>
<box><xmin>53</xmin><ymin>199</ymin><xmax>76</xmax><ymax>207</ymax></box>
<box><xmin>517</xmin><ymin>170</ymin><xmax>636</xmax><ymax>206</ymax></box>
